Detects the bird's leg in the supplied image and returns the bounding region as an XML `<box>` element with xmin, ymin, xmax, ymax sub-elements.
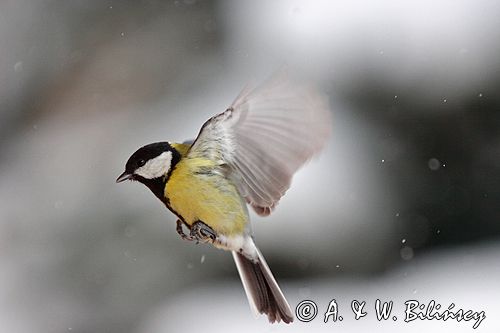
<box><xmin>176</xmin><ymin>219</ymin><xmax>195</xmax><ymax>241</ymax></box>
<box><xmin>190</xmin><ymin>221</ymin><xmax>217</xmax><ymax>244</ymax></box>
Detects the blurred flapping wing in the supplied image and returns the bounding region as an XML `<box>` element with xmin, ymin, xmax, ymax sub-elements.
<box><xmin>187</xmin><ymin>71</ymin><xmax>331</xmax><ymax>216</ymax></box>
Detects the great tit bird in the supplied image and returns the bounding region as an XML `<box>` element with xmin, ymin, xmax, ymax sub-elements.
<box><xmin>116</xmin><ymin>71</ymin><xmax>331</xmax><ymax>323</ymax></box>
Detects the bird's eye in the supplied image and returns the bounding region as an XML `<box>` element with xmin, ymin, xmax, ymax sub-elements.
<box><xmin>137</xmin><ymin>159</ymin><xmax>146</xmax><ymax>167</ymax></box>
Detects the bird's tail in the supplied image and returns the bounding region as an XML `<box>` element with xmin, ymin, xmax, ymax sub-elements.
<box><xmin>232</xmin><ymin>240</ymin><xmax>294</xmax><ymax>323</ymax></box>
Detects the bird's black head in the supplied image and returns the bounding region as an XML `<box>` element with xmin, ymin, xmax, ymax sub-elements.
<box><xmin>116</xmin><ymin>142</ymin><xmax>181</xmax><ymax>200</ymax></box>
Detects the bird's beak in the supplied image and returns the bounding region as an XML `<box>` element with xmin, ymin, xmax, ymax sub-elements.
<box><xmin>116</xmin><ymin>171</ymin><xmax>133</xmax><ymax>183</ymax></box>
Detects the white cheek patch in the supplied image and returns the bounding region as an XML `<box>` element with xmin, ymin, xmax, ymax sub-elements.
<box><xmin>135</xmin><ymin>151</ymin><xmax>172</xmax><ymax>179</ymax></box>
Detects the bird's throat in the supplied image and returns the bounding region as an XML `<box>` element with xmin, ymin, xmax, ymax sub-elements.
<box><xmin>138</xmin><ymin>177</ymin><xmax>167</xmax><ymax>205</ymax></box>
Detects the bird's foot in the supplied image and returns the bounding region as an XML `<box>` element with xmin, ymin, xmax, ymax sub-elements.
<box><xmin>176</xmin><ymin>220</ymin><xmax>217</xmax><ymax>244</ymax></box>
<box><xmin>190</xmin><ymin>221</ymin><xmax>217</xmax><ymax>244</ymax></box>
<box><xmin>176</xmin><ymin>219</ymin><xmax>195</xmax><ymax>241</ymax></box>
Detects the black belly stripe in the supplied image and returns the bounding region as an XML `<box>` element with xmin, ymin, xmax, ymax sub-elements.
<box><xmin>163</xmin><ymin>196</ymin><xmax>190</xmax><ymax>227</ymax></box>
<box><xmin>136</xmin><ymin>173</ymin><xmax>190</xmax><ymax>228</ymax></box>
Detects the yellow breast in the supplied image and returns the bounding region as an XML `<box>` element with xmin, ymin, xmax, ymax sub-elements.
<box><xmin>165</xmin><ymin>156</ymin><xmax>248</xmax><ymax>236</ymax></box>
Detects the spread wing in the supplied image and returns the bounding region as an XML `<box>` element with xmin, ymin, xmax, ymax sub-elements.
<box><xmin>187</xmin><ymin>71</ymin><xmax>331</xmax><ymax>216</ymax></box>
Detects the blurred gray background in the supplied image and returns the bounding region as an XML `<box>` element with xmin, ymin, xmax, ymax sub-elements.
<box><xmin>1</xmin><ymin>1</ymin><xmax>499</xmax><ymax>332</ymax></box>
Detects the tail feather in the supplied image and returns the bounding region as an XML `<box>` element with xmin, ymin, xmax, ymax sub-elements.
<box><xmin>232</xmin><ymin>243</ymin><xmax>294</xmax><ymax>323</ymax></box>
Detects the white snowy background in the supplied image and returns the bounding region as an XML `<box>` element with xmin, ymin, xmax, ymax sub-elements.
<box><xmin>0</xmin><ymin>1</ymin><xmax>499</xmax><ymax>332</ymax></box>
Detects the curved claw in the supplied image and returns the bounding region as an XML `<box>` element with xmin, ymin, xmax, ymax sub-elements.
<box><xmin>190</xmin><ymin>221</ymin><xmax>217</xmax><ymax>244</ymax></box>
<box><xmin>176</xmin><ymin>219</ymin><xmax>195</xmax><ymax>241</ymax></box>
